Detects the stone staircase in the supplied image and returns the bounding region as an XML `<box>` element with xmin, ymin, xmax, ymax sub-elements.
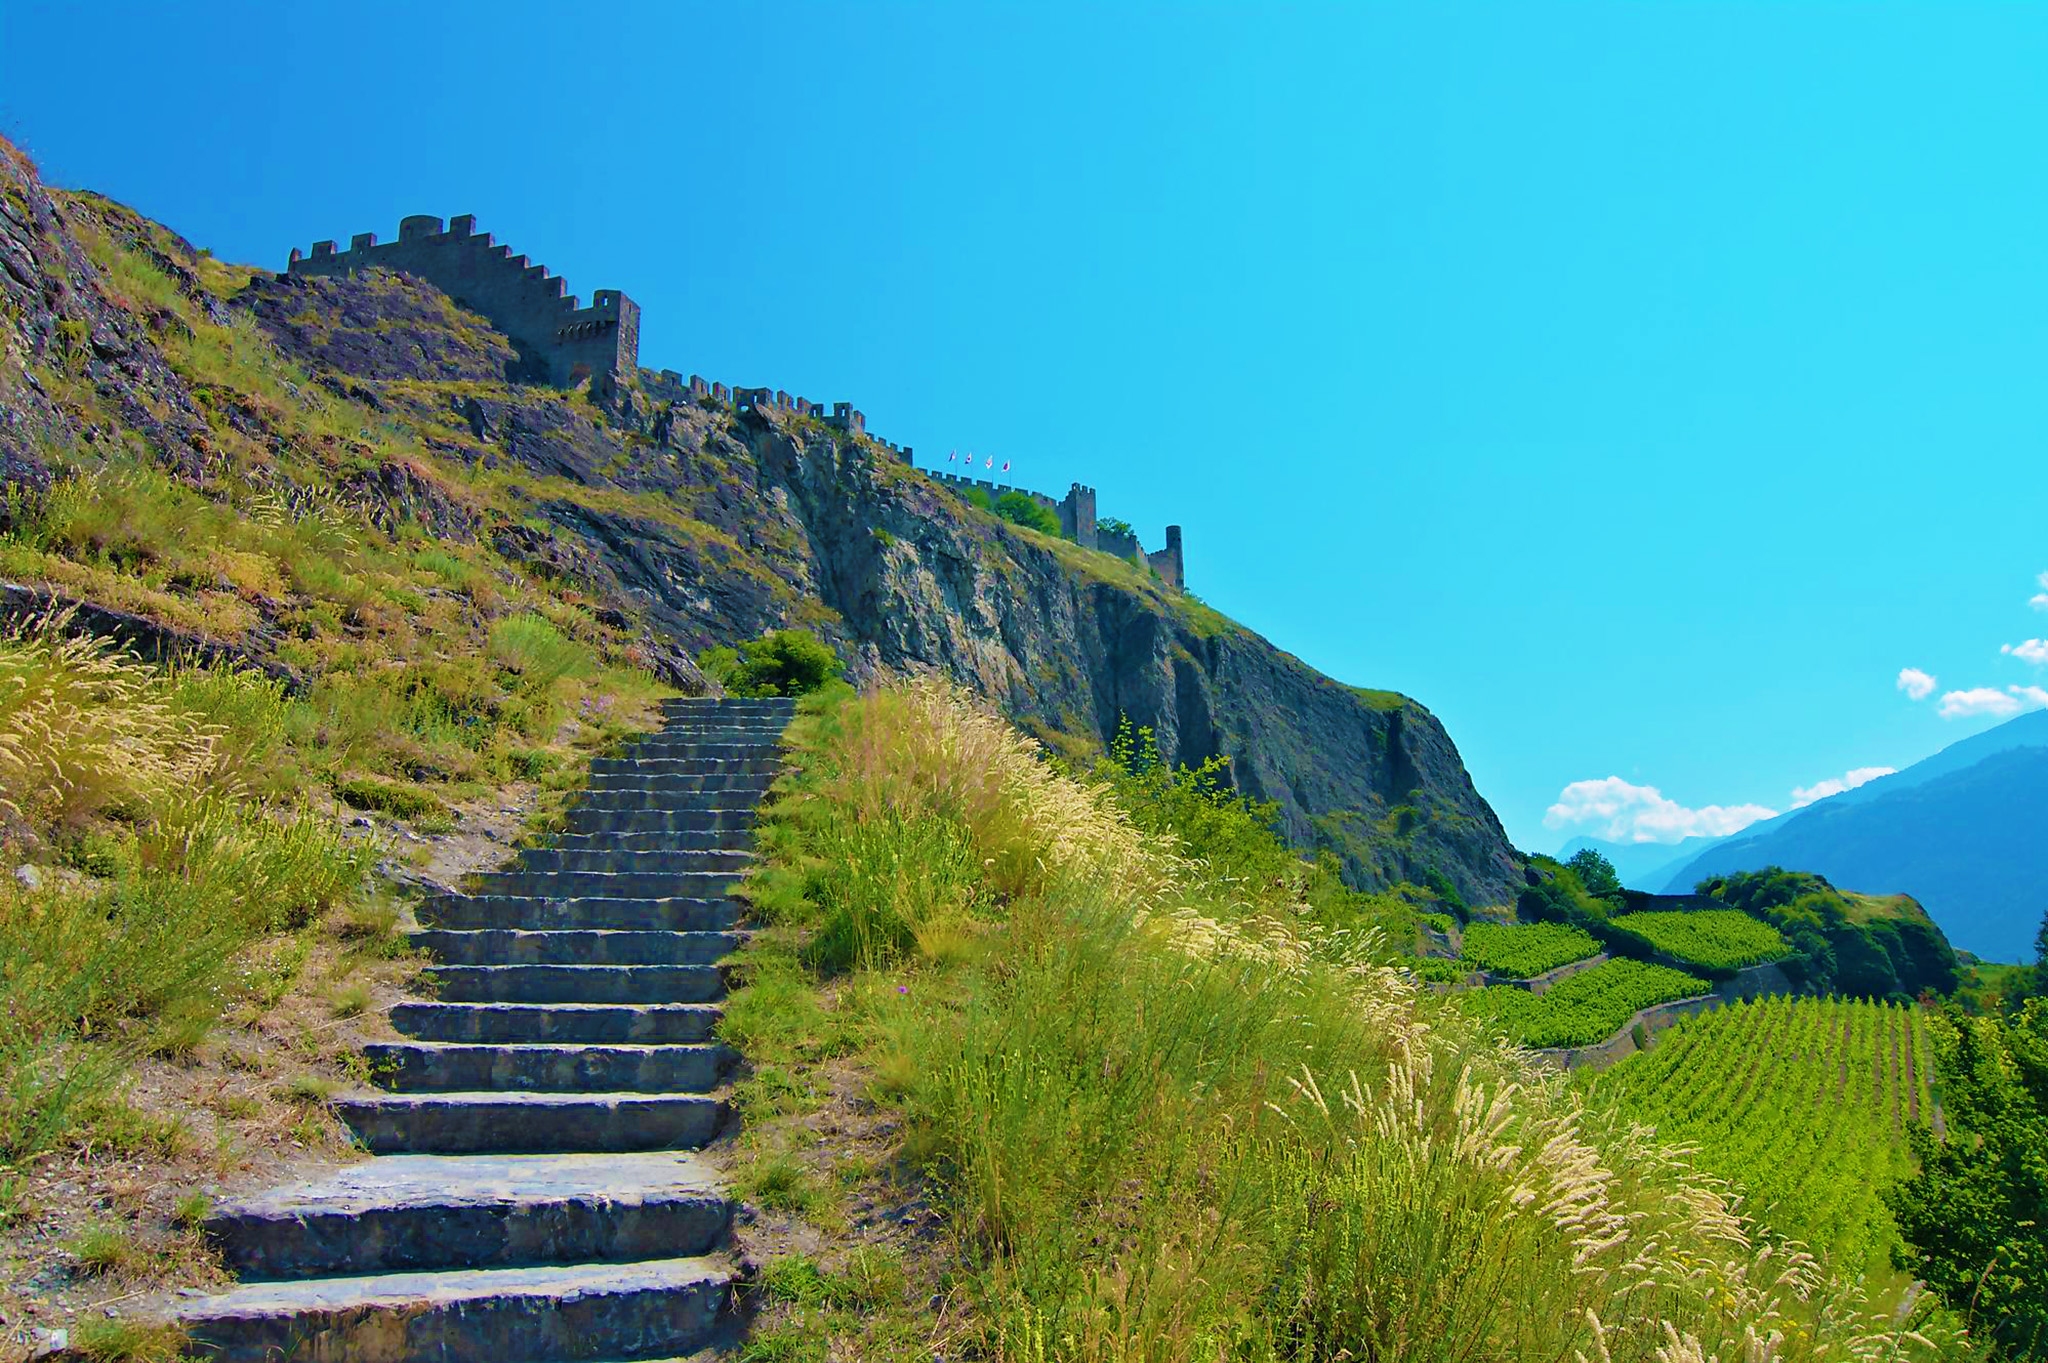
<box><xmin>175</xmin><ymin>696</ymin><xmax>796</xmax><ymax>1362</ymax></box>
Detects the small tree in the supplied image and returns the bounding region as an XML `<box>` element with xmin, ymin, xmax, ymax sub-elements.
<box><xmin>993</xmin><ymin>490</ymin><xmax>1060</xmax><ymax>537</ymax></box>
<box><xmin>1566</xmin><ymin>847</ymin><xmax>1624</xmax><ymax>900</ymax></box>
<box><xmin>697</xmin><ymin>628</ymin><xmax>843</xmax><ymax>698</ymax></box>
<box><xmin>1096</xmin><ymin>516</ymin><xmax>1136</xmax><ymax>541</ymax></box>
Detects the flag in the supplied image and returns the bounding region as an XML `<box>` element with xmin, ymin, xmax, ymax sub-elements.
<box><xmin>948</xmin><ymin>450</ymin><xmax>957</xmax><ymax>462</ymax></box>
<box><xmin>1002</xmin><ymin>461</ymin><xmax>1011</xmax><ymax>472</ymax></box>
<box><xmin>985</xmin><ymin>456</ymin><xmax>994</xmax><ymax>468</ymax></box>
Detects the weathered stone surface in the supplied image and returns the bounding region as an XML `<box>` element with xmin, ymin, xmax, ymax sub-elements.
<box><xmin>415</xmin><ymin>893</ymin><xmax>742</xmax><ymax>932</ymax></box>
<box><xmin>178</xmin><ymin>1255</ymin><xmax>729</xmax><ymax>1362</ymax></box>
<box><xmin>406</xmin><ymin>927</ymin><xmax>742</xmax><ymax>966</ymax></box>
<box><xmin>389</xmin><ymin>1002</ymin><xmax>725</xmax><ymax>1045</ymax></box>
<box><xmin>206</xmin><ymin>1152</ymin><xmax>729</xmax><ymax>1278</ymax></box>
<box><xmin>360</xmin><ymin>1040</ymin><xmax>734</xmax><ymax>1094</ymax></box>
<box><xmin>333</xmin><ymin>1089</ymin><xmax>726</xmax><ymax>1154</ymax></box>
<box><xmin>420</xmin><ymin>963</ymin><xmax>725</xmax><ymax>1005</ymax></box>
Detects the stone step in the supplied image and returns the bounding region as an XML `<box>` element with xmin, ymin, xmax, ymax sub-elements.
<box><xmin>177</xmin><ymin>1254</ymin><xmax>729</xmax><ymax>1362</ymax></box>
<box><xmin>513</xmin><ymin>848</ymin><xmax>753</xmax><ymax>875</ymax></box>
<box><xmin>467</xmin><ymin>870</ymin><xmax>745</xmax><ymax>900</ymax></box>
<box><xmin>570</xmin><ymin>788</ymin><xmax>766</xmax><ymax>813</ymax></box>
<box><xmin>390</xmin><ymin>1002</ymin><xmax>723</xmax><ymax>1045</ymax></box>
<box><xmin>584</xmin><ymin>769</ymin><xmax>777</xmax><ymax>792</ymax></box>
<box><xmin>604</xmin><ymin>740</ymin><xmax>782</xmax><ymax>761</ymax></box>
<box><xmin>658</xmin><ymin>697</ymin><xmax>796</xmax><ymax>713</ymax></box>
<box><xmin>418</xmin><ymin>894</ymin><xmax>741</xmax><ymax>932</ymax></box>
<box><xmin>409</xmin><ymin>928</ymin><xmax>742</xmax><ymax>966</ymax></box>
<box><xmin>205</xmin><ymin>1152</ymin><xmax>730</xmax><ymax>1280</ymax></box>
<box><xmin>424</xmin><ymin>964</ymin><xmax>724</xmax><ymax>1005</ymax></box>
<box><xmin>630</xmin><ymin>722</ymin><xmax>788</xmax><ymax>738</ymax></box>
<box><xmin>546</xmin><ymin>829</ymin><xmax>751</xmax><ymax>854</ymax></box>
<box><xmin>333</xmin><ymin>1091</ymin><xmax>726</xmax><ymax>1154</ymax></box>
<box><xmin>560</xmin><ymin>808</ymin><xmax>757</xmax><ymax>836</ymax></box>
<box><xmin>361</xmin><ymin>1041</ymin><xmax>734</xmax><ymax>1094</ymax></box>
<box><xmin>587</xmin><ymin>754</ymin><xmax>780</xmax><ymax>776</ymax></box>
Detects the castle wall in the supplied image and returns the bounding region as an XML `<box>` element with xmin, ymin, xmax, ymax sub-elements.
<box><xmin>925</xmin><ymin>471</ymin><xmax>1178</xmax><ymax>584</ymax></box>
<box><xmin>1146</xmin><ymin>525</ymin><xmax>1185</xmax><ymax>591</ymax></box>
<box><xmin>285</xmin><ymin>214</ymin><xmax>636</xmax><ymax>387</ymax></box>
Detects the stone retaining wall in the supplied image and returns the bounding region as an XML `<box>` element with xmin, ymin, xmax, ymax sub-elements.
<box><xmin>1530</xmin><ymin>960</ymin><xmax>1797</xmax><ymax>1070</ymax></box>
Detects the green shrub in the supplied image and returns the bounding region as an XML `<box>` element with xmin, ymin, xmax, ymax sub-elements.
<box><xmin>699</xmin><ymin>628</ymin><xmax>842</xmax><ymax>699</ymax></box>
<box><xmin>994</xmin><ymin>489</ymin><xmax>1060</xmax><ymax>536</ymax></box>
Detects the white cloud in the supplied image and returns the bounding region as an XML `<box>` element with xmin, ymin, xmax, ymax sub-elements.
<box><xmin>1790</xmin><ymin>765</ymin><xmax>1896</xmax><ymax>808</ymax></box>
<box><xmin>1897</xmin><ymin>668</ymin><xmax>1937</xmax><ymax>701</ymax></box>
<box><xmin>2032</xmin><ymin>570</ymin><xmax>2048</xmax><ymax>611</ymax></box>
<box><xmin>2008</xmin><ymin>640</ymin><xmax>2048</xmax><ymax>665</ymax></box>
<box><xmin>1543</xmin><ymin>776</ymin><xmax>1778</xmax><ymax>845</ymax></box>
<box><xmin>1936</xmin><ymin>685</ymin><xmax>2048</xmax><ymax>720</ymax></box>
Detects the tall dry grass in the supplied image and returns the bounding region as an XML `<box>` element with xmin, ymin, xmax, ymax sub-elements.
<box><xmin>736</xmin><ymin>679</ymin><xmax>1973</xmax><ymax>1363</ymax></box>
<box><xmin>0</xmin><ymin>613</ymin><xmax>370</xmax><ymax>1158</ymax></box>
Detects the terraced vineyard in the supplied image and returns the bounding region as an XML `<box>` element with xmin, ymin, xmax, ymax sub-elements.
<box><xmin>1459</xmin><ymin>921</ymin><xmax>1601</xmax><ymax>978</ymax></box>
<box><xmin>1608</xmin><ymin>908</ymin><xmax>1791</xmax><ymax>972</ymax></box>
<box><xmin>1586</xmin><ymin>996</ymin><xmax>1938</xmax><ymax>1286</ymax></box>
<box><xmin>1458</xmin><ymin>958</ymin><xmax>1707</xmax><ymax>1048</ymax></box>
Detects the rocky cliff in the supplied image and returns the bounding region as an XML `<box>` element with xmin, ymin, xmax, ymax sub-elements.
<box><xmin>0</xmin><ymin>141</ymin><xmax>1522</xmax><ymax>908</ymax></box>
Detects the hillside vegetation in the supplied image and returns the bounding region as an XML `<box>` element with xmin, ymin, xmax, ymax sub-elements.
<box><xmin>1456</xmin><ymin>958</ymin><xmax>1709</xmax><ymax>1049</ymax></box>
<box><xmin>1519</xmin><ymin>856</ymin><xmax>1956</xmax><ymax>1002</ymax></box>
<box><xmin>1608</xmin><ymin>908</ymin><xmax>1792</xmax><ymax>974</ymax></box>
<box><xmin>1588</xmin><ymin>996</ymin><xmax>1937</xmax><ymax>1291</ymax></box>
<box><xmin>721</xmin><ymin>679</ymin><xmax>1965</xmax><ymax>1361</ymax></box>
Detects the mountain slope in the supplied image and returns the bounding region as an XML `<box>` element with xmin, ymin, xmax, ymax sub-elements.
<box><xmin>1666</xmin><ymin>745</ymin><xmax>2048</xmax><ymax>959</ymax></box>
<box><xmin>0</xmin><ymin>143</ymin><xmax>1522</xmax><ymax>909</ymax></box>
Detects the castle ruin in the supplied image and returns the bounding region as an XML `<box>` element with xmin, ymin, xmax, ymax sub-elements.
<box><xmin>285</xmin><ymin>215</ymin><xmax>639</xmax><ymax>388</ymax></box>
<box><xmin>922</xmin><ymin>469</ymin><xmax>1184</xmax><ymax>590</ymax></box>
<box><xmin>282</xmin><ymin>214</ymin><xmax>1182</xmax><ymax>587</ymax></box>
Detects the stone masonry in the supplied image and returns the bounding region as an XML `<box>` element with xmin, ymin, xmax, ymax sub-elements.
<box><xmin>173</xmin><ymin>697</ymin><xmax>795</xmax><ymax>1361</ymax></box>
<box><xmin>286</xmin><ymin>215</ymin><xmax>639</xmax><ymax>388</ymax></box>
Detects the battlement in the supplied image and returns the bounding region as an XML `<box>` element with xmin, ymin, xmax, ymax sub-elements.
<box><xmin>286</xmin><ymin>214</ymin><xmax>637</xmax><ymax>387</ymax></box>
<box><xmin>921</xmin><ymin>468</ymin><xmax>1180</xmax><ymax>584</ymax></box>
<box><xmin>663</xmin><ymin>375</ymin><xmax>911</xmax><ymax>461</ymax></box>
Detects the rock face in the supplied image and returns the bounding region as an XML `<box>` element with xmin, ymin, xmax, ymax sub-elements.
<box><xmin>0</xmin><ymin>133</ymin><xmax>1522</xmax><ymax>908</ymax></box>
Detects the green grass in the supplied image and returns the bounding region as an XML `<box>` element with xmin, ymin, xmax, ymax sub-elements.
<box><xmin>1458</xmin><ymin>958</ymin><xmax>1710</xmax><ymax>1049</ymax></box>
<box><xmin>70</xmin><ymin>1317</ymin><xmax>189</xmax><ymax>1363</ymax></box>
<box><xmin>1459</xmin><ymin>920</ymin><xmax>1601</xmax><ymax>978</ymax></box>
<box><xmin>335</xmin><ymin>776</ymin><xmax>444</xmax><ymax>820</ymax></box>
<box><xmin>1608</xmin><ymin>908</ymin><xmax>1792</xmax><ymax>973</ymax></box>
<box><xmin>718</xmin><ymin>680</ymin><xmax>1962</xmax><ymax>1362</ymax></box>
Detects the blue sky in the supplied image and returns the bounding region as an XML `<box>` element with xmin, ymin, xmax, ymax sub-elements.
<box><xmin>5</xmin><ymin>2</ymin><xmax>2045</xmax><ymax>851</ymax></box>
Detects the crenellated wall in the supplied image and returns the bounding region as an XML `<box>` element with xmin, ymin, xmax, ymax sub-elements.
<box><xmin>285</xmin><ymin>214</ymin><xmax>637</xmax><ymax>387</ymax></box>
<box><xmin>922</xmin><ymin>469</ymin><xmax>1183</xmax><ymax>583</ymax></box>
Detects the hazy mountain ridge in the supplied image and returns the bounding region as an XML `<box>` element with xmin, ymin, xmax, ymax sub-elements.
<box><xmin>1662</xmin><ymin>712</ymin><xmax>2048</xmax><ymax>959</ymax></box>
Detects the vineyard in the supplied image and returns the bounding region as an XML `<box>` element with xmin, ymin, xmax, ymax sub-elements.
<box><xmin>1458</xmin><ymin>958</ymin><xmax>1707</xmax><ymax>1048</ymax></box>
<box><xmin>1608</xmin><ymin>908</ymin><xmax>1791</xmax><ymax>972</ymax></box>
<box><xmin>1585</xmin><ymin>995</ymin><xmax>1938</xmax><ymax>1288</ymax></box>
<box><xmin>1459</xmin><ymin>920</ymin><xmax>1601</xmax><ymax>978</ymax></box>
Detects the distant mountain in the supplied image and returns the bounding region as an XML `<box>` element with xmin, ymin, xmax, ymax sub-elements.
<box><xmin>1661</xmin><ymin>716</ymin><xmax>2048</xmax><ymax>959</ymax></box>
<box><xmin>1556</xmin><ymin>834</ymin><xmax>1729</xmax><ymax>891</ymax></box>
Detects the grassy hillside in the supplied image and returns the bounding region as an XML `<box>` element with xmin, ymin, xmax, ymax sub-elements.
<box><xmin>718</xmin><ymin>679</ymin><xmax>1968</xmax><ymax>1361</ymax></box>
<box><xmin>1586</xmin><ymin>996</ymin><xmax>1938</xmax><ymax>1293</ymax></box>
